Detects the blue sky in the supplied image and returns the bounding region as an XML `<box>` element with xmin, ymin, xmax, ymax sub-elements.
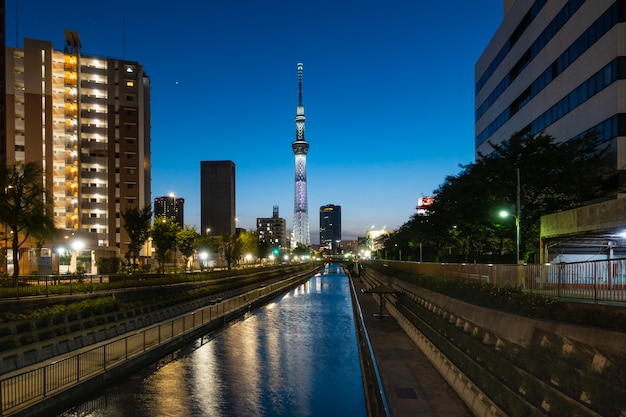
<box><xmin>7</xmin><ymin>1</ymin><xmax>502</xmax><ymax>242</ymax></box>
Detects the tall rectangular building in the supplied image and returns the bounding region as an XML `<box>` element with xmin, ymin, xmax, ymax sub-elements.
<box><xmin>200</xmin><ymin>160</ymin><xmax>236</xmax><ymax>236</ymax></box>
<box><xmin>154</xmin><ymin>195</ymin><xmax>184</xmax><ymax>228</ymax></box>
<box><xmin>5</xmin><ymin>30</ymin><xmax>151</xmax><ymax>257</ymax></box>
<box><xmin>319</xmin><ymin>204</ymin><xmax>341</xmax><ymax>253</ymax></box>
<box><xmin>475</xmin><ymin>1</ymin><xmax>626</xmax><ymax>177</ymax></box>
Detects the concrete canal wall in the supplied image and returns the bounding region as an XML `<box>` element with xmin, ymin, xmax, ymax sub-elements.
<box><xmin>363</xmin><ymin>266</ymin><xmax>626</xmax><ymax>417</ymax></box>
<box><xmin>1</xmin><ymin>266</ymin><xmax>322</xmax><ymax>417</ymax></box>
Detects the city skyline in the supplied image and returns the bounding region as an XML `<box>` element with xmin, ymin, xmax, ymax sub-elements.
<box><xmin>6</xmin><ymin>1</ymin><xmax>503</xmax><ymax>243</ymax></box>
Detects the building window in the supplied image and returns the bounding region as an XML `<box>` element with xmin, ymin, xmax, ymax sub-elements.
<box><xmin>126</xmin><ymin>80</ymin><xmax>134</xmax><ymax>87</ymax></box>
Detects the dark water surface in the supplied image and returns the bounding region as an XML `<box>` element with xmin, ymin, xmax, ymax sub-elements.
<box><xmin>59</xmin><ymin>263</ymin><xmax>366</xmax><ymax>417</ymax></box>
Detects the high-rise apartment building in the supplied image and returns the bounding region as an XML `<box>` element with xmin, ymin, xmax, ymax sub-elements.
<box><xmin>475</xmin><ymin>0</ymin><xmax>626</xmax><ymax>177</ymax></box>
<box><xmin>319</xmin><ymin>204</ymin><xmax>341</xmax><ymax>253</ymax></box>
<box><xmin>154</xmin><ymin>195</ymin><xmax>184</xmax><ymax>228</ymax></box>
<box><xmin>200</xmin><ymin>160</ymin><xmax>236</xmax><ymax>236</ymax></box>
<box><xmin>292</xmin><ymin>63</ymin><xmax>311</xmax><ymax>248</ymax></box>
<box><xmin>257</xmin><ymin>205</ymin><xmax>287</xmax><ymax>249</ymax></box>
<box><xmin>5</xmin><ymin>30</ymin><xmax>150</xmax><ymax>259</ymax></box>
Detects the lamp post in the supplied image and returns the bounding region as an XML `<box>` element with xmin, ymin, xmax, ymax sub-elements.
<box><xmin>499</xmin><ymin>210</ymin><xmax>520</xmax><ymax>263</ymax></box>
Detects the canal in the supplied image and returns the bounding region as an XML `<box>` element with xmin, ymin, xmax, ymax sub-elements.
<box><xmin>58</xmin><ymin>263</ymin><xmax>367</xmax><ymax>417</ymax></box>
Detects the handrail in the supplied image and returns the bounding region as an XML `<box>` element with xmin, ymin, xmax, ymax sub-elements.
<box><xmin>0</xmin><ymin>270</ymin><xmax>313</xmax><ymax>416</ymax></box>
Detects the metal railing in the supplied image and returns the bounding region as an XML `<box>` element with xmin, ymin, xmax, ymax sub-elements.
<box><xmin>374</xmin><ymin>259</ymin><xmax>626</xmax><ymax>304</ymax></box>
<box><xmin>0</xmin><ymin>265</ymin><xmax>298</xmax><ymax>299</ymax></box>
<box><xmin>0</xmin><ymin>273</ymin><xmax>308</xmax><ymax>416</ymax></box>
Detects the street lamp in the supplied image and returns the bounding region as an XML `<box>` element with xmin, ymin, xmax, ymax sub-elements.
<box><xmin>199</xmin><ymin>251</ymin><xmax>208</xmax><ymax>271</ymax></box>
<box><xmin>72</xmin><ymin>240</ymin><xmax>84</xmax><ymax>274</ymax></box>
<box><xmin>500</xmin><ymin>210</ymin><xmax>520</xmax><ymax>263</ymax></box>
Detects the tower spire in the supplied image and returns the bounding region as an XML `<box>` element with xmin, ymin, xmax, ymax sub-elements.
<box><xmin>298</xmin><ymin>63</ymin><xmax>303</xmax><ymax>106</ymax></box>
<box><xmin>292</xmin><ymin>63</ymin><xmax>310</xmax><ymax>248</ymax></box>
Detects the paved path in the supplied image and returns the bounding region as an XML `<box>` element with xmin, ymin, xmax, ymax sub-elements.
<box><xmin>352</xmin><ymin>273</ymin><xmax>473</xmax><ymax>417</ymax></box>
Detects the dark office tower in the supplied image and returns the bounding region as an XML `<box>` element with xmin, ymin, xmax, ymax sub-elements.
<box><xmin>201</xmin><ymin>161</ymin><xmax>236</xmax><ymax>236</ymax></box>
<box><xmin>257</xmin><ymin>205</ymin><xmax>287</xmax><ymax>249</ymax></box>
<box><xmin>154</xmin><ymin>195</ymin><xmax>184</xmax><ymax>228</ymax></box>
<box><xmin>319</xmin><ymin>204</ymin><xmax>341</xmax><ymax>253</ymax></box>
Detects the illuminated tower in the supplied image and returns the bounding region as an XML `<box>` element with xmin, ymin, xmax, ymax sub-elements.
<box><xmin>292</xmin><ymin>63</ymin><xmax>310</xmax><ymax>247</ymax></box>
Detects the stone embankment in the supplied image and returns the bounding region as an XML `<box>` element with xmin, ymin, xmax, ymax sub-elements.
<box><xmin>0</xmin><ymin>264</ymin><xmax>322</xmax><ymax>417</ymax></box>
<box><xmin>363</xmin><ymin>266</ymin><xmax>626</xmax><ymax>417</ymax></box>
<box><xmin>0</xmin><ymin>265</ymin><xmax>316</xmax><ymax>375</ymax></box>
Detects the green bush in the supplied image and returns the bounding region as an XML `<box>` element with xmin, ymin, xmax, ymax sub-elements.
<box><xmin>98</xmin><ymin>257</ymin><xmax>121</xmax><ymax>274</ymax></box>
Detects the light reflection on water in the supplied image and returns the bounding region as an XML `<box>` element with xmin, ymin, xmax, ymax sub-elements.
<box><xmin>59</xmin><ymin>264</ymin><xmax>366</xmax><ymax>417</ymax></box>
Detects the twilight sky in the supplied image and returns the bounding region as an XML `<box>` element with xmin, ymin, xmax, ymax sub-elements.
<box><xmin>7</xmin><ymin>1</ymin><xmax>502</xmax><ymax>243</ymax></box>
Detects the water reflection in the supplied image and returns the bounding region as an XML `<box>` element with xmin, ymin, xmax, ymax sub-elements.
<box><xmin>60</xmin><ymin>264</ymin><xmax>366</xmax><ymax>417</ymax></box>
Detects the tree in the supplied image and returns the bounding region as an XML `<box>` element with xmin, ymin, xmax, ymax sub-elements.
<box><xmin>195</xmin><ymin>234</ymin><xmax>220</xmax><ymax>270</ymax></box>
<box><xmin>176</xmin><ymin>225</ymin><xmax>198</xmax><ymax>272</ymax></box>
<box><xmin>152</xmin><ymin>216</ymin><xmax>180</xmax><ymax>274</ymax></box>
<box><xmin>121</xmin><ymin>206</ymin><xmax>152</xmax><ymax>273</ymax></box>
<box><xmin>220</xmin><ymin>233</ymin><xmax>240</xmax><ymax>270</ymax></box>
<box><xmin>0</xmin><ymin>162</ymin><xmax>56</xmax><ymax>282</ymax></box>
<box><xmin>237</xmin><ymin>230</ymin><xmax>258</xmax><ymax>264</ymax></box>
<box><xmin>391</xmin><ymin>133</ymin><xmax>617</xmax><ymax>263</ymax></box>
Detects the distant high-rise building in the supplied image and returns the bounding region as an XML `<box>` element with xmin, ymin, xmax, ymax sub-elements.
<box><xmin>154</xmin><ymin>195</ymin><xmax>184</xmax><ymax>228</ymax></box>
<box><xmin>292</xmin><ymin>63</ymin><xmax>310</xmax><ymax>248</ymax></box>
<box><xmin>201</xmin><ymin>161</ymin><xmax>236</xmax><ymax>235</ymax></box>
<box><xmin>257</xmin><ymin>205</ymin><xmax>287</xmax><ymax>250</ymax></box>
<box><xmin>319</xmin><ymin>204</ymin><xmax>341</xmax><ymax>252</ymax></box>
<box><xmin>5</xmin><ymin>30</ymin><xmax>150</xmax><ymax>259</ymax></box>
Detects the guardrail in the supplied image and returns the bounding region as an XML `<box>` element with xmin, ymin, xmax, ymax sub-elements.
<box><xmin>375</xmin><ymin>259</ymin><xmax>626</xmax><ymax>303</ymax></box>
<box><xmin>0</xmin><ymin>271</ymin><xmax>311</xmax><ymax>416</ymax></box>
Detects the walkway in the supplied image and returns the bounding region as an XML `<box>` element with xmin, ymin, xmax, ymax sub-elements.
<box><xmin>351</xmin><ymin>272</ymin><xmax>473</xmax><ymax>417</ymax></box>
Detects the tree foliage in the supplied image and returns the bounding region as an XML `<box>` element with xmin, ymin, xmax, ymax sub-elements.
<box><xmin>387</xmin><ymin>133</ymin><xmax>617</xmax><ymax>263</ymax></box>
<box><xmin>220</xmin><ymin>233</ymin><xmax>241</xmax><ymax>270</ymax></box>
<box><xmin>152</xmin><ymin>216</ymin><xmax>180</xmax><ymax>273</ymax></box>
<box><xmin>0</xmin><ymin>162</ymin><xmax>56</xmax><ymax>281</ymax></box>
<box><xmin>176</xmin><ymin>225</ymin><xmax>198</xmax><ymax>272</ymax></box>
<box><xmin>237</xmin><ymin>230</ymin><xmax>258</xmax><ymax>261</ymax></box>
<box><xmin>121</xmin><ymin>205</ymin><xmax>152</xmax><ymax>273</ymax></box>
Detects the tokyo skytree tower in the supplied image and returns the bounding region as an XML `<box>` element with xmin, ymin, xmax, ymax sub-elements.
<box><xmin>292</xmin><ymin>63</ymin><xmax>311</xmax><ymax>248</ymax></box>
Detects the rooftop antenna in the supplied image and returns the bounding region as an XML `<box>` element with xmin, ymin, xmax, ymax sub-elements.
<box><xmin>15</xmin><ymin>0</ymin><xmax>18</xmax><ymax>47</ymax></box>
<box><xmin>123</xmin><ymin>17</ymin><xmax>126</xmax><ymax>59</ymax></box>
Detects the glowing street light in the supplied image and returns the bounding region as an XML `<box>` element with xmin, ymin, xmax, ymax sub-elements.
<box><xmin>71</xmin><ymin>240</ymin><xmax>85</xmax><ymax>274</ymax></box>
<box><xmin>199</xmin><ymin>251</ymin><xmax>208</xmax><ymax>270</ymax></box>
<box><xmin>500</xmin><ymin>210</ymin><xmax>520</xmax><ymax>263</ymax></box>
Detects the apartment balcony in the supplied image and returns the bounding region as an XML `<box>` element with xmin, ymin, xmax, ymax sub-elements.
<box><xmin>81</xmin><ymin>95</ymin><xmax>106</xmax><ymax>105</ymax></box>
<box><xmin>80</xmin><ymin>201</ymin><xmax>107</xmax><ymax>211</ymax></box>
<box><xmin>80</xmin><ymin>110</ymin><xmax>107</xmax><ymax>120</ymax></box>
<box><xmin>80</xmin><ymin>170</ymin><xmax>107</xmax><ymax>180</ymax></box>
<box><xmin>79</xmin><ymin>155</ymin><xmax>107</xmax><ymax>165</ymax></box>
<box><xmin>80</xmin><ymin>80</ymin><xmax>106</xmax><ymax>91</ymax></box>
<box><xmin>81</xmin><ymin>66</ymin><xmax>107</xmax><ymax>76</ymax></box>
<box><xmin>80</xmin><ymin>140</ymin><xmax>108</xmax><ymax>151</ymax></box>
<box><xmin>81</xmin><ymin>186</ymin><xmax>107</xmax><ymax>195</ymax></box>
<box><xmin>81</xmin><ymin>216</ymin><xmax>108</xmax><ymax>225</ymax></box>
<box><xmin>80</xmin><ymin>125</ymin><xmax>107</xmax><ymax>135</ymax></box>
